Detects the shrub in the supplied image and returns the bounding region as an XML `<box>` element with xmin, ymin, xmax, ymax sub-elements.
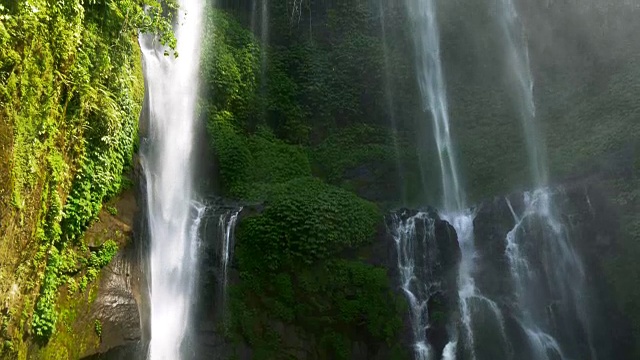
<box><xmin>236</xmin><ymin>177</ymin><xmax>381</xmax><ymax>271</ymax></box>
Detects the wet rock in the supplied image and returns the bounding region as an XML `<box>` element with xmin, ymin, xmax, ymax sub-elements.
<box><xmin>88</xmin><ymin>249</ymin><xmax>142</xmax><ymax>356</ymax></box>
<box><xmin>383</xmin><ymin>208</ymin><xmax>461</xmax><ymax>359</ymax></box>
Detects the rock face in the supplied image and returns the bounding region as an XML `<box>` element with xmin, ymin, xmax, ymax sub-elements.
<box><xmin>79</xmin><ymin>160</ymin><xmax>148</xmax><ymax>360</ymax></box>
<box><xmin>182</xmin><ymin>203</ymin><xmax>462</xmax><ymax>360</ymax></box>
<box><xmin>375</xmin><ymin>176</ymin><xmax>636</xmax><ymax>360</ymax></box>
<box><xmin>383</xmin><ymin>208</ymin><xmax>462</xmax><ymax>359</ymax></box>
<box><xmin>81</xmin><ymin>150</ymin><xmax>638</xmax><ymax>359</ymax></box>
<box><xmin>88</xmin><ymin>248</ymin><xmax>143</xmax><ymax>355</ymax></box>
<box><xmin>76</xmin><ymin>196</ymin><xmax>146</xmax><ymax>359</ymax></box>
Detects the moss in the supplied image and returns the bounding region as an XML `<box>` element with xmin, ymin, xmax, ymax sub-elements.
<box><xmin>33</xmin><ymin>279</ymin><xmax>102</xmax><ymax>360</ymax></box>
<box><xmin>601</xmin><ymin>173</ymin><xmax>640</xmax><ymax>357</ymax></box>
<box><xmin>0</xmin><ymin>0</ymin><xmax>172</xmax><ymax>351</ymax></box>
<box><xmin>227</xmin><ymin>176</ymin><xmax>405</xmax><ymax>358</ymax></box>
<box><xmin>312</xmin><ymin>125</ymin><xmax>401</xmax><ymax>184</ymax></box>
<box><xmin>311</xmin><ymin>124</ymin><xmax>424</xmax><ymax>205</ymax></box>
<box><xmin>201</xmin><ymin>9</ymin><xmax>260</xmax><ymax>128</ymax></box>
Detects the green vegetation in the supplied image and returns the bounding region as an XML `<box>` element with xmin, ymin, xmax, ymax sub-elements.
<box><xmin>94</xmin><ymin>319</ymin><xmax>102</xmax><ymax>338</ymax></box>
<box><xmin>229</xmin><ymin>177</ymin><xmax>400</xmax><ymax>358</ymax></box>
<box><xmin>202</xmin><ymin>6</ymin><xmax>409</xmax><ymax>358</ymax></box>
<box><xmin>35</xmin><ymin>278</ymin><xmax>102</xmax><ymax>360</ymax></box>
<box><xmin>229</xmin><ymin>260</ymin><xmax>406</xmax><ymax>359</ymax></box>
<box><xmin>0</xmin><ymin>0</ymin><xmax>176</xmax><ymax>353</ymax></box>
<box><xmin>311</xmin><ymin>124</ymin><xmax>425</xmax><ymax>205</ymax></box>
<box><xmin>236</xmin><ymin>177</ymin><xmax>381</xmax><ymax>270</ymax></box>
<box><xmin>106</xmin><ymin>205</ymin><xmax>118</xmax><ymax>216</ymax></box>
<box><xmin>0</xmin><ymin>0</ymin><xmax>636</xmax><ymax>356</ymax></box>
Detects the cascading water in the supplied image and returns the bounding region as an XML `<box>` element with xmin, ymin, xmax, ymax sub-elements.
<box><xmin>388</xmin><ymin>209</ymin><xmax>462</xmax><ymax>360</ymax></box>
<box><xmin>496</xmin><ymin>0</ymin><xmax>547</xmax><ymax>187</ymax></box>
<box><xmin>389</xmin><ymin>212</ymin><xmax>438</xmax><ymax>360</ymax></box>
<box><xmin>402</xmin><ymin>1</ymin><xmax>509</xmax><ymax>358</ymax></box>
<box><xmin>443</xmin><ymin>211</ymin><xmax>510</xmax><ymax>360</ymax></box>
<box><xmin>504</xmin><ymin>190</ymin><xmax>595</xmax><ymax>359</ymax></box>
<box><xmin>139</xmin><ymin>0</ymin><xmax>205</xmax><ymax>358</ymax></box>
<box><xmin>497</xmin><ymin>1</ymin><xmax>596</xmax><ymax>358</ymax></box>
<box><xmin>218</xmin><ymin>207</ymin><xmax>242</xmax><ymax>314</ymax></box>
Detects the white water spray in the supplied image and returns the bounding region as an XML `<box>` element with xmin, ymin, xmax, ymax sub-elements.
<box><xmin>441</xmin><ymin>341</ymin><xmax>457</xmax><ymax>360</ymax></box>
<box><xmin>139</xmin><ymin>0</ymin><xmax>205</xmax><ymax>358</ymax></box>
<box><xmin>505</xmin><ymin>189</ymin><xmax>594</xmax><ymax>359</ymax></box>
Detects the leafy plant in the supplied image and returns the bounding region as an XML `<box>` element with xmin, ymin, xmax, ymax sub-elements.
<box><xmin>93</xmin><ymin>319</ymin><xmax>102</xmax><ymax>338</ymax></box>
<box><xmin>106</xmin><ymin>206</ymin><xmax>118</xmax><ymax>216</ymax></box>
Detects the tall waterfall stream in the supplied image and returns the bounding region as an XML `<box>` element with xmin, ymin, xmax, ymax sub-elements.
<box><xmin>139</xmin><ymin>0</ymin><xmax>206</xmax><ymax>358</ymax></box>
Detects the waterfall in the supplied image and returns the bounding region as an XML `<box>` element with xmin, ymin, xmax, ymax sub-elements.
<box><xmin>441</xmin><ymin>341</ymin><xmax>457</xmax><ymax>360</ymax></box>
<box><xmin>389</xmin><ymin>212</ymin><xmax>438</xmax><ymax>360</ymax></box>
<box><xmin>218</xmin><ymin>207</ymin><xmax>242</xmax><ymax>314</ymax></box>
<box><xmin>504</xmin><ymin>190</ymin><xmax>595</xmax><ymax>359</ymax></box>
<box><xmin>405</xmin><ymin>0</ymin><xmax>463</xmax><ymax>212</ymax></box>
<box><xmin>404</xmin><ymin>1</ymin><xmax>513</xmax><ymax>359</ymax></box>
<box><xmin>250</xmin><ymin>0</ymin><xmax>269</xmax><ymax>78</ymax></box>
<box><xmin>402</xmin><ymin>1</ymin><xmax>475</xmax><ymax>359</ymax></box>
<box><xmin>139</xmin><ymin>0</ymin><xmax>206</xmax><ymax>358</ymax></box>
<box><xmin>250</xmin><ymin>0</ymin><xmax>269</xmax><ymax>125</ymax></box>
<box><xmin>496</xmin><ymin>0</ymin><xmax>547</xmax><ymax>187</ymax></box>
<box><xmin>497</xmin><ymin>1</ymin><xmax>596</xmax><ymax>358</ymax></box>
<box><xmin>260</xmin><ymin>0</ymin><xmax>269</xmax><ymax>75</ymax></box>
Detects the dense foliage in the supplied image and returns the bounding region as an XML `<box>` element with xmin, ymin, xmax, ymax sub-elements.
<box><xmin>202</xmin><ymin>7</ymin><xmax>409</xmax><ymax>358</ymax></box>
<box><xmin>0</xmin><ymin>0</ymin><xmax>176</xmax><ymax>352</ymax></box>
<box><xmin>229</xmin><ymin>178</ymin><xmax>402</xmax><ymax>359</ymax></box>
<box><xmin>209</xmin><ymin>0</ymin><xmax>424</xmax><ymax>204</ymax></box>
<box><xmin>237</xmin><ymin>177</ymin><xmax>381</xmax><ymax>271</ymax></box>
<box><xmin>229</xmin><ymin>259</ymin><xmax>406</xmax><ymax>359</ymax></box>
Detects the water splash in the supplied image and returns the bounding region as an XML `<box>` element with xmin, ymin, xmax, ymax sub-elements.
<box><xmin>139</xmin><ymin>0</ymin><xmax>206</xmax><ymax>358</ymax></box>
<box><xmin>522</xmin><ymin>324</ymin><xmax>565</xmax><ymax>360</ymax></box>
<box><xmin>442</xmin><ymin>341</ymin><xmax>457</xmax><ymax>360</ymax></box>
<box><xmin>443</xmin><ymin>211</ymin><xmax>476</xmax><ymax>360</ymax></box>
<box><xmin>404</xmin><ymin>1</ymin><xmax>513</xmax><ymax>357</ymax></box>
<box><xmin>442</xmin><ymin>210</ymin><xmax>509</xmax><ymax>360</ymax></box>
